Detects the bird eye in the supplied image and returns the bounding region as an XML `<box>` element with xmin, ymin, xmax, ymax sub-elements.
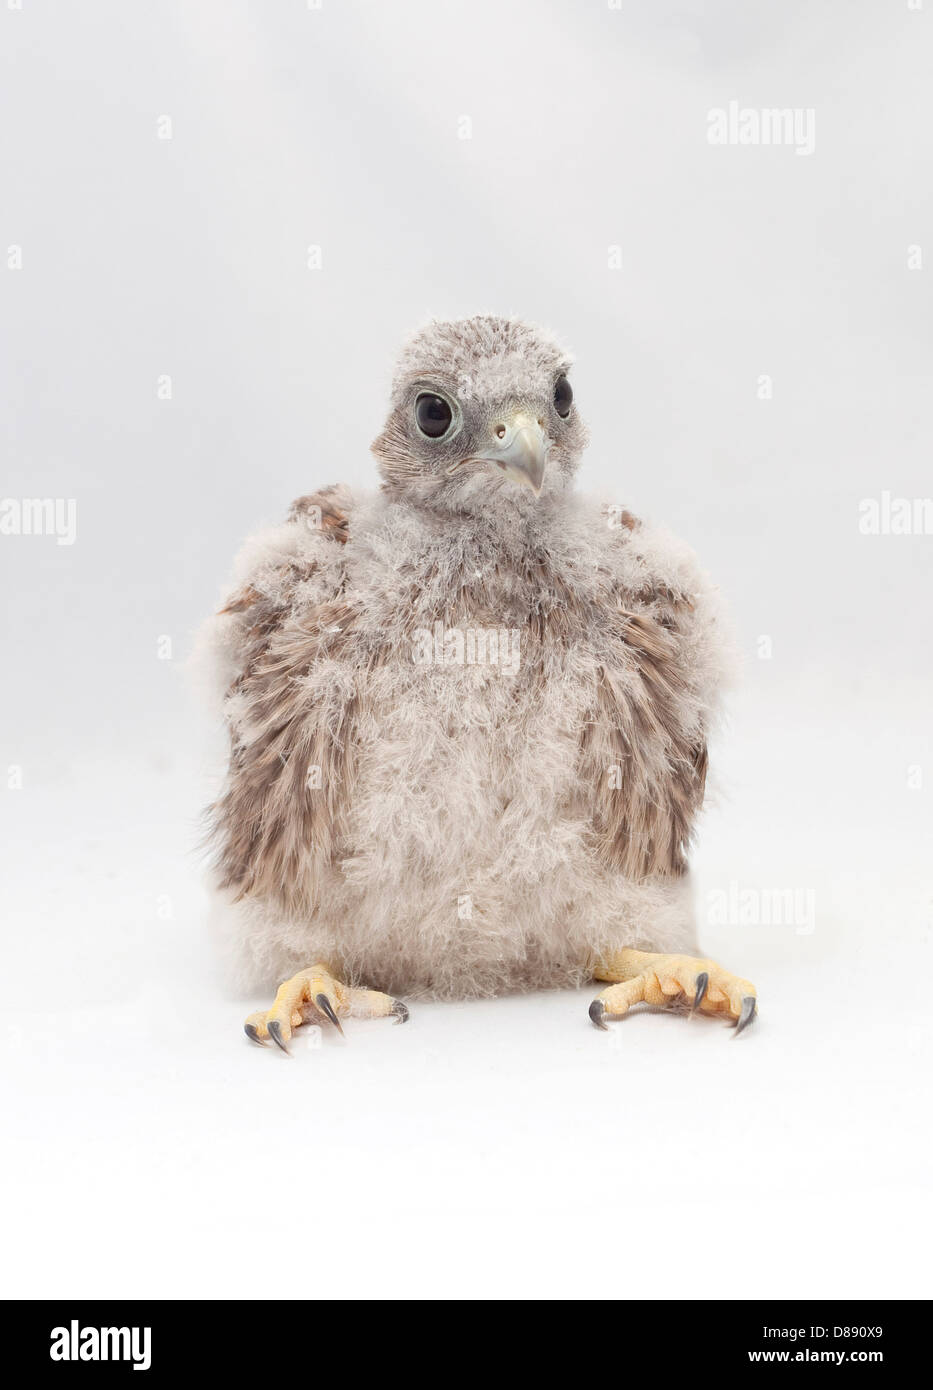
<box><xmin>553</xmin><ymin>375</ymin><xmax>573</xmax><ymax>418</ymax></box>
<box><xmin>415</xmin><ymin>393</ymin><xmax>453</xmax><ymax>439</ymax></box>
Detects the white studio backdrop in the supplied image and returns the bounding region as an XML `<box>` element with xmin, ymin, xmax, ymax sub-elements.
<box><xmin>1</xmin><ymin>1</ymin><xmax>931</xmax><ymax>1299</ymax></box>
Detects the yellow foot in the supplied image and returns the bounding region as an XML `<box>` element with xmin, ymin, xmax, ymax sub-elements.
<box><xmin>244</xmin><ymin>963</ymin><xmax>409</xmax><ymax>1053</ymax></box>
<box><xmin>589</xmin><ymin>948</ymin><xmax>757</xmax><ymax>1037</ymax></box>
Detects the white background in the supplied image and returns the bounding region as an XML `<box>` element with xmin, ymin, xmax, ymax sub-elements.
<box><xmin>1</xmin><ymin>0</ymin><xmax>931</xmax><ymax>1299</ymax></box>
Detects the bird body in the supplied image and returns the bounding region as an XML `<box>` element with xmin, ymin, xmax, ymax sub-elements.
<box><xmin>198</xmin><ymin>316</ymin><xmax>752</xmax><ymax>1037</ymax></box>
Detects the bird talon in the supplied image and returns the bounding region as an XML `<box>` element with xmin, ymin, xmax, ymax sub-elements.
<box><xmin>690</xmin><ymin>971</ymin><xmax>709</xmax><ymax>1016</ymax></box>
<box><xmin>592</xmin><ymin>951</ymin><xmax>757</xmax><ymax>1038</ymax></box>
<box><xmin>315</xmin><ymin>992</ymin><xmax>345</xmax><ymax>1036</ymax></box>
<box><xmin>589</xmin><ymin>998</ymin><xmax>608</xmax><ymax>1030</ymax></box>
<box><xmin>243</xmin><ymin>970</ymin><xmax>418</xmax><ymax>1048</ymax></box>
<box><xmin>267</xmin><ymin>1019</ymin><xmax>291</xmax><ymax>1054</ymax></box>
<box><xmin>733</xmin><ymin>995</ymin><xmax>757</xmax><ymax>1037</ymax></box>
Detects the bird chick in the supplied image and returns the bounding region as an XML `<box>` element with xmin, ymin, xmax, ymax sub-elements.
<box><xmin>198</xmin><ymin>315</ymin><xmax>757</xmax><ymax>1049</ymax></box>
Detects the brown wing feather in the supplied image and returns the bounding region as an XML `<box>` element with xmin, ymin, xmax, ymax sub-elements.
<box><xmin>208</xmin><ymin>489</ymin><xmax>362</xmax><ymax>914</ymax></box>
<box><xmin>580</xmin><ymin>598</ymin><xmax>709</xmax><ymax>881</ymax></box>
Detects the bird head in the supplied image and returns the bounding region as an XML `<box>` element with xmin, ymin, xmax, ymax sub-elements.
<box><xmin>372</xmin><ymin>316</ymin><xmax>588</xmax><ymax>511</ymax></box>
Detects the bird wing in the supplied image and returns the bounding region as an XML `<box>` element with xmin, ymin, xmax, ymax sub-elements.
<box><xmin>578</xmin><ymin>508</ymin><xmax>728</xmax><ymax>880</ymax></box>
<box><xmin>204</xmin><ymin>485</ymin><xmax>364</xmax><ymax>915</ymax></box>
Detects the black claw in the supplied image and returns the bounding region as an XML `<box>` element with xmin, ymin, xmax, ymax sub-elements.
<box><xmin>690</xmin><ymin>971</ymin><xmax>709</xmax><ymax>1016</ymax></box>
<box><xmin>267</xmin><ymin>1019</ymin><xmax>291</xmax><ymax>1054</ymax></box>
<box><xmin>391</xmin><ymin>999</ymin><xmax>410</xmax><ymax>1025</ymax></box>
<box><xmin>733</xmin><ymin>995</ymin><xmax>757</xmax><ymax>1037</ymax></box>
<box><xmin>589</xmin><ymin>998</ymin><xmax>609</xmax><ymax>1031</ymax></box>
<box><xmin>315</xmin><ymin>992</ymin><xmax>345</xmax><ymax>1036</ymax></box>
<box><xmin>244</xmin><ymin>1023</ymin><xmax>266</xmax><ymax>1047</ymax></box>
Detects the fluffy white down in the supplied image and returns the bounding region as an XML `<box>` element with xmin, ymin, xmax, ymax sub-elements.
<box><xmin>196</xmin><ymin>483</ymin><xmax>732</xmax><ymax>1001</ymax></box>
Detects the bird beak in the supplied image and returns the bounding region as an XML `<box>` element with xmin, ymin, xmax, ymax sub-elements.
<box><xmin>474</xmin><ymin>410</ymin><xmax>549</xmax><ymax>496</ymax></box>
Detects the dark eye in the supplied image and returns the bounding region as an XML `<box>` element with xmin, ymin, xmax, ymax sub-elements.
<box><xmin>415</xmin><ymin>393</ymin><xmax>453</xmax><ymax>438</ymax></box>
<box><xmin>553</xmin><ymin>375</ymin><xmax>573</xmax><ymax>418</ymax></box>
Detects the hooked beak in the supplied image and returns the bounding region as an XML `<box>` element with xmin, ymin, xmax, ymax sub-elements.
<box><xmin>471</xmin><ymin>410</ymin><xmax>549</xmax><ymax>496</ymax></box>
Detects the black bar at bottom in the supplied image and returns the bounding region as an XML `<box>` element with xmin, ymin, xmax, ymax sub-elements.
<box><xmin>0</xmin><ymin>1299</ymin><xmax>920</xmax><ymax>1378</ymax></box>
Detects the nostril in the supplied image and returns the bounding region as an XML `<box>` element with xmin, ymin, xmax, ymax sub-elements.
<box><xmin>495</xmin><ymin>425</ymin><xmax>507</xmax><ymax>440</ymax></box>
<box><xmin>537</xmin><ymin>418</ymin><xmax>545</xmax><ymax>428</ymax></box>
